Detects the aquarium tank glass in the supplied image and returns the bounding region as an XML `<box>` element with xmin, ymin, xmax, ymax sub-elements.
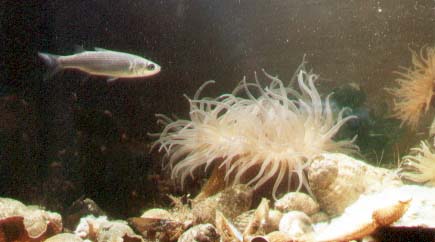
<box><xmin>1</xmin><ymin>1</ymin><xmax>434</xmax><ymax>241</ymax></box>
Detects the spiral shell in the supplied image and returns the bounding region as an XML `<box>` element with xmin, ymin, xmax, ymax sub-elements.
<box><xmin>274</xmin><ymin>192</ymin><xmax>319</xmax><ymax>216</ymax></box>
<box><xmin>307</xmin><ymin>153</ymin><xmax>402</xmax><ymax>216</ymax></box>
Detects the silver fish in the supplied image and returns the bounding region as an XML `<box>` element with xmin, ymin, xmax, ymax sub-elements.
<box><xmin>38</xmin><ymin>47</ymin><xmax>161</xmax><ymax>82</ymax></box>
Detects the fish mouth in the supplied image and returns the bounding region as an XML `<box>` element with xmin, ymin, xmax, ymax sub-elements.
<box><xmin>151</xmin><ymin>66</ymin><xmax>162</xmax><ymax>76</ymax></box>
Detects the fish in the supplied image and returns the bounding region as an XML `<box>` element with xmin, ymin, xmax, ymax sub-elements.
<box><xmin>38</xmin><ymin>47</ymin><xmax>161</xmax><ymax>82</ymax></box>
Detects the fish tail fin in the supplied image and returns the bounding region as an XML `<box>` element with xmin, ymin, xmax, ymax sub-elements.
<box><xmin>38</xmin><ymin>52</ymin><xmax>62</xmax><ymax>80</ymax></box>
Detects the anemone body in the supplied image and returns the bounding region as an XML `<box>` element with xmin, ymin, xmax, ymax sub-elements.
<box><xmin>400</xmin><ymin>141</ymin><xmax>435</xmax><ymax>186</ymax></box>
<box><xmin>155</xmin><ymin>67</ymin><xmax>358</xmax><ymax>198</ymax></box>
<box><xmin>387</xmin><ymin>46</ymin><xmax>435</xmax><ymax>129</ymax></box>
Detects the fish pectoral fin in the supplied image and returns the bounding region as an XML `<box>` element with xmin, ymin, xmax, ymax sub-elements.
<box><xmin>107</xmin><ymin>77</ymin><xmax>119</xmax><ymax>82</ymax></box>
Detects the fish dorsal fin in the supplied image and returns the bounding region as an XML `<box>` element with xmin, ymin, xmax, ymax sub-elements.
<box><xmin>94</xmin><ymin>47</ymin><xmax>112</xmax><ymax>52</ymax></box>
<box><xmin>74</xmin><ymin>45</ymin><xmax>86</xmax><ymax>53</ymax></box>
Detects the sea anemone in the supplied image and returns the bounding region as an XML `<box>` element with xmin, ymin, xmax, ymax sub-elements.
<box><xmin>399</xmin><ymin>141</ymin><xmax>435</xmax><ymax>186</ymax></box>
<box><xmin>154</xmin><ymin>66</ymin><xmax>358</xmax><ymax>198</ymax></box>
<box><xmin>387</xmin><ymin>46</ymin><xmax>435</xmax><ymax>129</ymax></box>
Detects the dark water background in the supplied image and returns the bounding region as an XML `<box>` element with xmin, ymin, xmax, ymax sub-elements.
<box><xmin>0</xmin><ymin>0</ymin><xmax>434</xmax><ymax>219</ymax></box>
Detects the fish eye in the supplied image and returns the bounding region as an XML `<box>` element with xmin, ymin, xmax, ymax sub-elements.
<box><xmin>147</xmin><ymin>64</ymin><xmax>156</xmax><ymax>71</ymax></box>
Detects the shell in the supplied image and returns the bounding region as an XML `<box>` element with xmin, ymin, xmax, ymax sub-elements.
<box><xmin>140</xmin><ymin>208</ymin><xmax>173</xmax><ymax>220</ymax></box>
<box><xmin>75</xmin><ymin>215</ymin><xmax>108</xmax><ymax>240</ymax></box>
<box><xmin>278</xmin><ymin>211</ymin><xmax>314</xmax><ymax>241</ymax></box>
<box><xmin>233</xmin><ymin>210</ymin><xmax>255</xmax><ymax>233</ymax></box>
<box><xmin>314</xmin><ymin>186</ymin><xmax>412</xmax><ymax>242</ymax></box>
<box><xmin>274</xmin><ymin>192</ymin><xmax>319</xmax><ymax>215</ymax></box>
<box><xmin>75</xmin><ymin>215</ymin><xmax>143</xmax><ymax>242</ymax></box>
<box><xmin>191</xmin><ymin>184</ymin><xmax>253</xmax><ymax>224</ymax></box>
<box><xmin>0</xmin><ymin>197</ymin><xmax>62</xmax><ymax>241</ymax></box>
<box><xmin>249</xmin><ymin>231</ymin><xmax>292</xmax><ymax>242</ymax></box>
<box><xmin>309</xmin><ymin>211</ymin><xmax>329</xmax><ymax>223</ymax></box>
<box><xmin>178</xmin><ymin>223</ymin><xmax>220</xmax><ymax>242</ymax></box>
<box><xmin>243</xmin><ymin>198</ymin><xmax>270</xmax><ymax>237</ymax></box>
<box><xmin>45</xmin><ymin>233</ymin><xmax>84</xmax><ymax>242</ymax></box>
<box><xmin>390</xmin><ymin>185</ymin><xmax>435</xmax><ymax>228</ymax></box>
<box><xmin>307</xmin><ymin>153</ymin><xmax>402</xmax><ymax>216</ymax></box>
<box><xmin>96</xmin><ymin>220</ymin><xmax>144</xmax><ymax>242</ymax></box>
<box><xmin>128</xmin><ymin>216</ymin><xmax>186</xmax><ymax>241</ymax></box>
<box><xmin>215</xmin><ymin>210</ymin><xmax>243</xmax><ymax>242</ymax></box>
<box><xmin>129</xmin><ymin>203</ymin><xmax>193</xmax><ymax>241</ymax></box>
<box><xmin>266</xmin><ymin>210</ymin><xmax>283</xmax><ymax>234</ymax></box>
<box><xmin>233</xmin><ymin>199</ymin><xmax>282</xmax><ymax>235</ymax></box>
